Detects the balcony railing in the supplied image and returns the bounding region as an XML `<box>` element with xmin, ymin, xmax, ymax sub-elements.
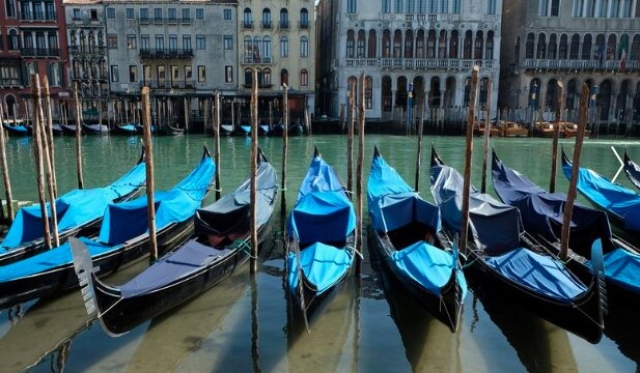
<box><xmin>262</xmin><ymin>21</ymin><xmax>272</xmax><ymax>29</ymax></box>
<box><xmin>21</xmin><ymin>47</ymin><xmax>59</xmax><ymax>57</ymax></box>
<box><xmin>279</xmin><ymin>21</ymin><xmax>289</xmax><ymax>29</ymax></box>
<box><xmin>341</xmin><ymin>57</ymin><xmax>495</xmax><ymax>70</ymax></box>
<box><xmin>139</xmin><ymin>48</ymin><xmax>194</xmax><ymax>59</ymax></box>
<box><xmin>300</xmin><ymin>21</ymin><xmax>309</xmax><ymax>29</ymax></box>
<box><xmin>243</xmin><ymin>21</ymin><xmax>253</xmax><ymax>29</ymax></box>
<box><xmin>242</xmin><ymin>55</ymin><xmax>273</xmax><ymax>65</ymax></box>
<box><xmin>0</xmin><ymin>78</ymin><xmax>23</xmax><ymax>86</ymax></box>
<box><xmin>71</xmin><ymin>73</ymin><xmax>108</xmax><ymax>81</ymax></box>
<box><xmin>139</xmin><ymin>80</ymin><xmax>195</xmax><ymax>89</ymax></box>
<box><xmin>522</xmin><ymin>58</ymin><xmax>639</xmax><ymax>71</ymax></box>
<box><xmin>69</xmin><ymin>45</ymin><xmax>106</xmax><ymax>55</ymax></box>
<box><xmin>21</xmin><ymin>11</ymin><xmax>56</xmax><ymax>21</ymax></box>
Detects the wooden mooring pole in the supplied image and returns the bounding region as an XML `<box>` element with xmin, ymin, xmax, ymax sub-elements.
<box><xmin>72</xmin><ymin>82</ymin><xmax>84</xmax><ymax>189</ymax></box>
<box><xmin>550</xmin><ymin>82</ymin><xmax>564</xmax><ymax>193</ymax></box>
<box><xmin>414</xmin><ymin>90</ymin><xmax>425</xmax><ymax>192</ymax></box>
<box><xmin>250</xmin><ymin>68</ymin><xmax>259</xmax><ymax>274</ymax></box>
<box><xmin>0</xmin><ymin>103</ymin><xmax>14</xmax><ymax>223</ymax></box>
<box><xmin>355</xmin><ymin>71</ymin><xmax>366</xmax><ymax>274</ymax></box>
<box><xmin>347</xmin><ymin>80</ymin><xmax>355</xmax><ymax>193</ymax></box>
<box><xmin>141</xmin><ymin>87</ymin><xmax>158</xmax><ymax>263</ymax></box>
<box><xmin>214</xmin><ymin>92</ymin><xmax>222</xmax><ymax>201</ymax></box>
<box><xmin>480</xmin><ymin>79</ymin><xmax>493</xmax><ymax>194</ymax></box>
<box><xmin>281</xmin><ymin>84</ymin><xmax>289</xmax><ymax>219</ymax></box>
<box><xmin>43</xmin><ymin>76</ymin><xmax>58</xmax><ymax>198</ymax></box>
<box><xmin>39</xmin><ymin>76</ymin><xmax>59</xmax><ymax>246</ymax></box>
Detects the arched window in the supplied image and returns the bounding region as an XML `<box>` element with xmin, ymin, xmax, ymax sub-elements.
<box><xmin>393</xmin><ymin>30</ymin><xmax>402</xmax><ymax>58</ymax></box>
<box><xmin>607</xmin><ymin>34</ymin><xmax>617</xmax><ymax>60</ymax></box>
<box><xmin>405</xmin><ymin>29</ymin><xmax>414</xmax><ymax>58</ymax></box>
<box><xmin>263</xmin><ymin>36</ymin><xmax>271</xmax><ymax>58</ymax></box>
<box><xmin>382</xmin><ymin>30</ymin><xmax>391</xmax><ymax>58</ymax></box>
<box><xmin>548</xmin><ymin>33</ymin><xmax>557</xmax><ymax>59</ymax></box>
<box><xmin>367</xmin><ymin>30</ymin><xmax>377</xmax><ymax>58</ymax></box>
<box><xmin>253</xmin><ymin>36</ymin><xmax>262</xmax><ymax>62</ymax></box>
<box><xmin>300</xmin><ymin>8</ymin><xmax>308</xmax><ymax>28</ymax></box>
<box><xmin>416</xmin><ymin>30</ymin><xmax>425</xmax><ymax>59</ymax></box>
<box><xmin>80</xmin><ymin>30</ymin><xmax>87</xmax><ymax>53</ymax></box>
<box><xmin>243</xmin><ymin>8</ymin><xmax>252</xmax><ymax>27</ymax></box>
<box><xmin>439</xmin><ymin>30</ymin><xmax>447</xmax><ymax>58</ymax></box>
<box><xmin>582</xmin><ymin>34</ymin><xmax>592</xmax><ymax>60</ymax></box>
<box><xmin>619</xmin><ymin>34</ymin><xmax>629</xmax><ymax>59</ymax></box>
<box><xmin>382</xmin><ymin>75</ymin><xmax>392</xmax><ymax>112</ymax></box>
<box><xmin>463</xmin><ymin>30</ymin><xmax>473</xmax><ymax>59</ymax></box>
<box><xmin>70</xmin><ymin>30</ymin><xmax>77</xmax><ymax>48</ymax></box>
<box><xmin>281</xmin><ymin>69</ymin><xmax>288</xmax><ymax>86</ymax></box>
<box><xmin>262</xmin><ymin>8</ymin><xmax>271</xmax><ymax>28</ymax></box>
<box><xmin>525</xmin><ymin>32</ymin><xmax>535</xmax><ymax>58</ymax></box>
<box><xmin>365</xmin><ymin>76</ymin><xmax>373</xmax><ymax>109</ymax></box>
<box><xmin>346</xmin><ymin>30</ymin><xmax>355</xmax><ymax>58</ymax></box>
<box><xmin>280</xmin><ymin>36</ymin><xmax>288</xmax><ymax>58</ymax></box>
<box><xmin>474</xmin><ymin>30</ymin><xmax>484</xmax><ymax>59</ymax></box>
<box><xmin>570</xmin><ymin>34</ymin><xmax>580</xmax><ymax>59</ymax></box>
<box><xmin>244</xmin><ymin>36</ymin><xmax>252</xmax><ymax>61</ymax></box>
<box><xmin>8</xmin><ymin>29</ymin><xmax>19</xmax><ymax>50</ymax></box>
<box><xmin>357</xmin><ymin>30</ymin><xmax>366</xmax><ymax>58</ymax></box>
<box><xmin>485</xmin><ymin>31</ymin><xmax>494</xmax><ymax>60</ymax></box>
<box><xmin>263</xmin><ymin>68</ymin><xmax>271</xmax><ymax>85</ymax></box>
<box><xmin>245</xmin><ymin>68</ymin><xmax>253</xmax><ymax>86</ymax></box>
<box><xmin>427</xmin><ymin>30</ymin><xmax>436</xmax><ymax>58</ymax></box>
<box><xmin>559</xmin><ymin>34</ymin><xmax>568</xmax><ymax>59</ymax></box>
<box><xmin>300</xmin><ymin>69</ymin><xmax>308</xmax><ymax>86</ymax></box>
<box><xmin>300</xmin><ymin>36</ymin><xmax>308</xmax><ymax>58</ymax></box>
<box><xmin>449</xmin><ymin>30</ymin><xmax>458</xmax><ymax>58</ymax></box>
<box><xmin>631</xmin><ymin>34</ymin><xmax>640</xmax><ymax>61</ymax></box>
<box><xmin>279</xmin><ymin>9</ymin><xmax>288</xmax><ymax>28</ymax></box>
<box><xmin>537</xmin><ymin>33</ymin><xmax>546</xmax><ymax>59</ymax></box>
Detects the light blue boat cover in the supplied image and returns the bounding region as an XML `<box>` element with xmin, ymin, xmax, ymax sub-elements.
<box><xmin>562</xmin><ymin>156</ymin><xmax>640</xmax><ymax>232</ymax></box>
<box><xmin>1</xmin><ymin>159</ymin><xmax>147</xmax><ymax>252</ymax></box>
<box><xmin>485</xmin><ymin>248</ymin><xmax>587</xmax><ymax>303</ymax></box>
<box><xmin>287</xmin><ymin>242</ymin><xmax>353</xmax><ymax>295</ymax></box>
<box><xmin>120</xmin><ymin>239</ymin><xmax>231</xmax><ymax>298</ymax></box>
<box><xmin>391</xmin><ymin>241</ymin><xmax>467</xmax><ymax>299</ymax></box>
<box><xmin>118</xmin><ymin>123</ymin><xmax>138</xmax><ymax>133</ymax></box>
<box><xmin>0</xmin><ymin>153</ymin><xmax>214</xmax><ymax>281</ymax></box>
<box><xmin>287</xmin><ymin>155</ymin><xmax>355</xmax><ymax>245</ymax></box>
<box><xmin>368</xmin><ymin>152</ymin><xmax>466</xmax><ymax>299</ymax></box>
<box><xmin>593</xmin><ymin>248</ymin><xmax>640</xmax><ymax>293</ymax></box>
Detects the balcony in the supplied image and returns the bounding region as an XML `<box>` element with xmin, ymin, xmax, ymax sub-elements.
<box><xmin>522</xmin><ymin>58</ymin><xmax>639</xmax><ymax>72</ymax></box>
<box><xmin>68</xmin><ymin>45</ymin><xmax>106</xmax><ymax>56</ymax></box>
<box><xmin>0</xmin><ymin>78</ymin><xmax>24</xmax><ymax>87</ymax></box>
<box><xmin>140</xmin><ymin>16</ymin><xmax>149</xmax><ymax>24</ymax></box>
<box><xmin>243</xmin><ymin>21</ymin><xmax>253</xmax><ymax>29</ymax></box>
<box><xmin>279</xmin><ymin>21</ymin><xmax>289</xmax><ymax>29</ymax></box>
<box><xmin>242</xmin><ymin>55</ymin><xmax>273</xmax><ymax>65</ymax></box>
<box><xmin>139</xmin><ymin>80</ymin><xmax>195</xmax><ymax>89</ymax></box>
<box><xmin>300</xmin><ymin>21</ymin><xmax>309</xmax><ymax>29</ymax></box>
<box><xmin>21</xmin><ymin>11</ymin><xmax>56</xmax><ymax>22</ymax></box>
<box><xmin>139</xmin><ymin>48</ymin><xmax>194</xmax><ymax>59</ymax></box>
<box><xmin>262</xmin><ymin>21</ymin><xmax>272</xmax><ymax>29</ymax></box>
<box><xmin>21</xmin><ymin>47</ymin><xmax>60</xmax><ymax>57</ymax></box>
<box><xmin>343</xmin><ymin>57</ymin><xmax>495</xmax><ymax>71</ymax></box>
<box><xmin>181</xmin><ymin>17</ymin><xmax>191</xmax><ymax>24</ymax></box>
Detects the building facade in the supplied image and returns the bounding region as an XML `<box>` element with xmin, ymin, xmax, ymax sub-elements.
<box><xmin>237</xmin><ymin>0</ymin><xmax>315</xmax><ymax>123</ymax></box>
<box><xmin>317</xmin><ymin>0</ymin><xmax>502</xmax><ymax>121</ymax></box>
<box><xmin>500</xmin><ymin>0</ymin><xmax>640</xmax><ymax>127</ymax></box>
<box><xmin>0</xmin><ymin>0</ymin><xmax>69</xmax><ymax>119</ymax></box>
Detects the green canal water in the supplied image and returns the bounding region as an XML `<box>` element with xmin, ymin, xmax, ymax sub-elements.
<box><xmin>0</xmin><ymin>133</ymin><xmax>639</xmax><ymax>372</ymax></box>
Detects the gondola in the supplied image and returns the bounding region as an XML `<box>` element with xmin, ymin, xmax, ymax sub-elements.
<box><xmin>367</xmin><ymin>146</ymin><xmax>467</xmax><ymax>331</ymax></box>
<box><xmin>429</xmin><ymin>148</ymin><xmax>605</xmax><ymax>344</ymax></box>
<box><xmin>220</xmin><ymin>124</ymin><xmax>235</xmax><ymax>136</ymax></box>
<box><xmin>2</xmin><ymin>120</ymin><xmax>29</xmax><ymax>135</ymax></box>
<box><xmin>286</xmin><ymin>147</ymin><xmax>356</xmax><ymax>325</ymax></box>
<box><xmin>26</xmin><ymin>122</ymin><xmax>63</xmax><ymax>136</ymax></box>
<box><xmin>70</xmin><ymin>148</ymin><xmax>276</xmax><ymax>336</ymax></box>
<box><xmin>82</xmin><ymin>122</ymin><xmax>109</xmax><ymax>135</ymax></box>
<box><xmin>0</xmin><ymin>146</ymin><xmax>215</xmax><ymax>309</ymax></box>
<box><xmin>0</xmin><ymin>147</ymin><xmax>147</xmax><ymax>265</ymax></box>
<box><xmin>561</xmin><ymin>149</ymin><xmax>640</xmax><ymax>235</ymax></box>
<box><xmin>623</xmin><ymin>150</ymin><xmax>640</xmax><ymax>191</ymax></box>
<box><xmin>492</xmin><ymin>150</ymin><xmax>640</xmax><ymax>309</ymax></box>
<box><xmin>60</xmin><ymin>123</ymin><xmax>79</xmax><ymax>135</ymax></box>
<box><xmin>112</xmin><ymin>123</ymin><xmax>139</xmax><ymax>135</ymax></box>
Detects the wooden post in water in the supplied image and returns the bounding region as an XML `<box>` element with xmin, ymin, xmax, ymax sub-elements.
<box><xmin>43</xmin><ymin>77</ymin><xmax>58</xmax><ymax>198</ymax></box>
<box><xmin>339</xmin><ymin>103</ymin><xmax>346</xmax><ymax>133</ymax></box>
<box><xmin>214</xmin><ymin>92</ymin><xmax>222</xmax><ymax>201</ymax></box>
<box><xmin>281</xmin><ymin>83</ymin><xmax>289</xmax><ymax>218</ymax></box>
<box><xmin>203</xmin><ymin>97</ymin><xmax>209</xmax><ymax>135</ymax></box>
<box><xmin>560</xmin><ymin>84</ymin><xmax>590</xmax><ymax>260</ymax></box>
<box><xmin>141</xmin><ymin>87</ymin><xmax>158</xmax><ymax>263</ymax></box>
<box><xmin>460</xmin><ymin>66</ymin><xmax>480</xmax><ymax>252</ymax></box>
<box><xmin>355</xmin><ymin>71</ymin><xmax>366</xmax><ymax>274</ymax></box>
<box><xmin>72</xmin><ymin>82</ymin><xmax>84</xmax><ymax>189</ymax></box>
<box><xmin>414</xmin><ymin>89</ymin><xmax>426</xmax><ymax>192</ymax></box>
<box><xmin>347</xmin><ymin>80</ymin><xmax>355</xmax><ymax>193</ymax></box>
<box><xmin>250</xmin><ymin>67</ymin><xmax>259</xmax><ymax>274</ymax></box>
<box><xmin>184</xmin><ymin>97</ymin><xmax>189</xmax><ymax>133</ymax></box>
<box><xmin>231</xmin><ymin>100</ymin><xmax>236</xmax><ymax>132</ymax></box>
<box><xmin>31</xmin><ymin>74</ymin><xmax>52</xmax><ymax>249</ymax></box>
<box><xmin>550</xmin><ymin>82</ymin><xmax>564</xmax><ymax>193</ymax></box>
<box><xmin>0</xmin><ymin>104</ymin><xmax>14</xmax><ymax>223</ymax></box>
<box><xmin>480</xmin><ymin>79</ymin><xmax>493</xmax><ymax>194</ymax></box>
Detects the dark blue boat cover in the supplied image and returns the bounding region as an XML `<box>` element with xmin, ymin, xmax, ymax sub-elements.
<box><xmin>120</xmin><ymin>239</ymin><xmax>231</xmax><ymax>298</ymax></box>
<box><xmin>484</xmin><ymin>248</ymin><xmax>587</xmax><ymax>303</ymax></box>
<box><xmin>597</xmin><ymin>248</ymin><xmax>640</xmax><ymax>293</ymax></box>
<box><xmin>431</xmin><ymin>163</ymin><xmax>522</xmax><ymax>255</ymax></box>
<box><xmin>1</xmin><ymin>160</ymin><xmax>147</xmax><ymax>252</ymax></box>
<box><xmin>0</xmin><ymin>154</ymin><xmax>214</xmax><ymax>281</ymax></box>
<box><xmin>562</xmin><ymin>156</ymin><xmax>640</xmax><ymax>232</ymax></box>
<box><xmin>492</xmin><ymin>154</ymin><xmax>612</xmax><ymax>252</ymax></box>
<box><xmin>287</xmin><ymin>155</ymin><xmax>355</xmax><ymax>245</ymax></box>
<box><xmin>368</xmin><ymin>151</ymin><xmax>466</xmax><ymax>300</ymax></box>
<box><xmin>195</xmin><ymin>161</ymin><xmax>277</xmax><ymax>236</ymax></box>
<box><xmin>367</xmin><ymin>152</ymin><xmax>440</xmax><ymax>233</ymax></box>
<box><xmin>624</xmin><ymin>151</ymin><xmax>640</xmax><ymax>191</ymax></box>
<box><xmin>430</xmin><ymin>159</ymin><xmax>591</xmax><ymax>303</ymax></box>
<box><xmin>99</xmin><ymin>154</ymin><xmax>215</xmax><ymax>245</ymax></box>
<box><xmin>287</xmin><ymin>242</ymin><xmax>353</xmax><ymax>295</ymax></box>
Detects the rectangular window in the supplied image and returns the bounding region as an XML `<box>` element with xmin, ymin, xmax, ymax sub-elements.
<box><xmin>347</xmin><ymin>0</ymin><xmax>356</xmax><ymax>13</ymax></box>
<box><xmin>183</xmin><ymin>35</ymin><xmax>192</xmax><ymax>51</ymax></box>
<box><xmin>154</xmin><ymin>8</ymin><xmax>162</xmax><ymax>21</ymax></box>
<box><xmin>196</xmin><ymin>8</ymin><xmax>204</xmax><ymax>19</ymax></box>
<box><xmin>198</xmin><ymin>65</ymin><xmax>205</xmax><ymax>83</ymax></box>
<box><xmin>223</xmin><ymin>35</ymin><xmax>233</xmax><ymax>50</ymax></box>
<box><xmin>129</xmin><ymin>65</ymin><xmax>136</xmax><ymax>82</ymax></box>
<box><xmin>225</xmin><ymin>65</ymin><xmax>233</xmax><ymax>83</ymax></box>
<box><xmin>169</xmin><ymin>34</ymin><xmax>177</xmax><ymax>51</ymax></box>
<box><xmin>107</xmin><ymin>8</ymin><xmax>115</xmax><ymax>19</ymax></box>
<box><xmin>157</xmin><ymin>65</ymin><xmax>165</xmax><ymax>83</ymax></box>
<box><xmin>185</xmin><ymin>65</ymin><xmax>192</xmax><ymax>83</ymax></box>
<box><xmin>382</xmin><ymin>0</ymin><xmax>391</xmax><ymax>13</ymax></box>
<box><xmin>155</xmin><ymin>35</ymin><xmax>164</xmax><ymax>51</ymax></box>
<box><xmin>6</xmin><ymin>0</ymin><xmax>16</xmax><ymax>17</ymax></box>
<box><xmin>140</xmin><ymin>8</ymin><xmax>148</xmax><ymax>21</ymax></box>
<box><xmin>182</xmin><ymin>8</ymin><xmax>190</xmax><ymax>21</ymax></box>
<box><xmin>224</xmin><ymin>9</ymin><xmax>232</xmax><ymax>20</ymax></box>
<box><xmin>107</xmin><ymin>34</ymin><xmax>117</xmax><ymax>49</ymax></box>
<box><xmin>452</xmin><ymin>0</ymin><xmax>461</xmax><ymax>13</ymax></box>
<box><xmin>110</xmin><ymin>65</ymin><xmax>119</xmax><ymax>82</ymax></box>
<box><xmin>143</xmin><ymin>65</ymin><xmax>151</xmax><ymax>83</ymax></box>
<box><xmin>168</xmin><ymin>8</ymin><xmax>177</xmax><ymax>21</ymax></box>
<box><xmin>196</xmin><ymin>35</ymin><xmax>205</xmax><ymax>50</ymax></box>
<box><xmin>126</xmin><ymin>8</ymin><xmax>134</xmax><ymax>19</ymax></box>
<box><xmin>487</xmin><ymin>0</ymin><xmax>496</xmax><ymax>14</ymax></box>
<box><xmin>171</xmin><ymin>65</ymin><xmax>179</xmax><ymax>84</ymax></box>
<box><xmin>127</xmin><ymin>35</ymin><xmax>136</xmax><ymax>49</ymax></box>
<box><xmin>140</xmin><ymin>34</ymin><xmax>150</xmax><ymax>50</ymax></box>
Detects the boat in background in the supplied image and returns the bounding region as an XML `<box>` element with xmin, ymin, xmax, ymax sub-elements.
<box><xmin>623</xmin><ymin>151</ymin><xmax>640</xmax><ymax>191</ymax></box>
<box><xmin>561</xmin><ymin>121</ymin><xmax>591</xmax><ymax>138</ymax></box>
<box><xmin>82</xmin><ymin>122</ymin><xmax>110</xmax><ymax>135</ymax></box>
<box><xmin>286</xmin><ymin>147</ymin><xmax>356</xmax><ymax>325</ymax></box>
<box><xmin>533</xmin><ymin>121</ymin><xmax>555</xmax><ymax>137</ymax></box>
<box><xmin>473</xmin><ymin>121</ymin><xmax>501</xmax><ymax>137</ymax></box>
<box><xmin>497</xmin><ymin>120</ymin><xmax>529</xmax><ymax>137</ymax></box>
<box><xmin>0</xmin><ymin>147</ymin><xmax>215</xmax><ymax>310</ymax></box>
<box><xmin>430</xmin><ymin>148</ymin><xmax>605</xmax><ymax>344</ymax></box>
<box><xmin>367</xmin><ymin>146</ymin><xmax>467</xmax><ymax>331</ymax></box>
<box><xmin>0</xmin><ymin>148</ymin><xmax>147</xmax><ymax>265</ymax></box>
<box><xmin>71</xmin><ymin>148</ymin><xmax>277</xmax><ymax>336</ymax></box>
<box><xmin>2</xmin><ymin>120</ymin><xmax>29</xmax><ymax>136</ymax></box>
<box><xmin>113</xmin><ymin>123</ymin><xmax>138</xmax><ymax>136</ymax></box>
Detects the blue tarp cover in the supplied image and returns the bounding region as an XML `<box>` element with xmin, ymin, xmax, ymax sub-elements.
<box><xmin>431</xmin><ymin>163</ymin><xmax>523</xmax><ymax>255</ymax></box>
<box><xmin>0</xmin><ymin>154</ymin><xmax>214</xmax><ymax>282</ymax></box>
<box><xmin>563</xmin><ymin>158</ymin><xmax>640</xmax><ymax>231</ymax></box>
<box><xmin>485</xmin><ymin>248</ymin><xmax>588</xmax><ymax>303</ymax></box>
<box><xmin>368</xmin><ymin>153</ymin><xmax>441</xmax><ymax>233</ymax></box>
<box><xmin>391</xmin><ymin>241</ymin><xmax>468</xmax><ymax>299</ymax></box>
<box><xmin>0</xmin><ymin>237</ymin><xmax>120</xmax><ymax>282</ymax></box>
<box><xmin>595</xmin><ymin>248</ymin><xmax>640</xmax><ymax>293</ymax></box>
<box><xmin>120</xmin><ymin>239</ymin><xmax>230</xmax><ymax>298</ymax></box>
<box><xmin>287</xmin><ymin>155</ymin><xmax>355</xmax><ymax>245</ymax></box>
<box><xmin>1</xmin><ymin>160</ymin><xmax>146</xmax><ymax>252</ymax></box>
<box><xmin>287</xmin><ymin>242</ymin><xmax>353</xmax><ymax>295</ymax></box>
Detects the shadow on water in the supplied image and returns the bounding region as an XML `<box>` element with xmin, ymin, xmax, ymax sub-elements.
<box><xmin>469</xmin><ymin>280</ymin><xmax>579</xmax><ymax>373</ymax></box>
<box><xmin>604</xmin><ymin>306</ymin><xmax>640</xmax><ymax>372</ymax></box>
